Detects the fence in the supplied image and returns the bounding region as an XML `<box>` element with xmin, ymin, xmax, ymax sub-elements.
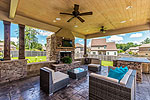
<box><xmin>75</xmin><ymin>53</ymin><xmax>120</xmax><ymax>61</ymax></box>
<box><xmin>0</xmin><ymin>50</ymin><xmax>46</xmax><ymax>57</ymax></box>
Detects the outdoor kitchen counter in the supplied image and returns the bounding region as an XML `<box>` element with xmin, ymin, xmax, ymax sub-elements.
<box><xmin>113</xmin><ymin>57</ymin><xmax>150</xmax><ymax>83</ymax></box>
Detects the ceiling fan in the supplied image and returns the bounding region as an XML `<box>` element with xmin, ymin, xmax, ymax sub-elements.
<box><xmin>60</xmin><ymin>4</ymin><xmax>93</xmax><ymax>23</ymax></box>
<box><xmin>100</xmin><ymin>26</ymin><xmax>107</xmax><ymax>33</ymax></box>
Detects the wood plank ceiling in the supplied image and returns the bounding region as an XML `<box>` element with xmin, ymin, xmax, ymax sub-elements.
<box><xmin>0</xmin><ymin>0</ymin><xmax>150</xmax><ymax>38</ymax></box>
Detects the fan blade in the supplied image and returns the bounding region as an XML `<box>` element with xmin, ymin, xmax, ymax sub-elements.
<box><xmin>77</xmin><ymin>16</ymin><xmax>85</xmax><ymax>23</ymax></box>
<box><xmin>79</xmin><ymin>12</ymin><xmax>93</xmax><ymax>16</ymax></box>
<box><xmin>60</xmin><ymin>12</ymin><xmax>72</xmax><ymax>15</ymax></box>
<box><xmin>67</xmin><ymin>17</ymin><xmax>75</xmax><ymax>22</ymax></box>
<box><xmin>74</xmin><ymin>4</ymin><xmax>79</xmax><ymax>11</ymax></box>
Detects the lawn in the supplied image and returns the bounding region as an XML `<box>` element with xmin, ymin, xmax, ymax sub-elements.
<box><xmin>12</xmin><ymin>56</ymin><xmax>46</xmax><ymax>63</ymax></box>
<box><xmin>101</xmin><ymin>60</ymin><xmax>113</xmax><ymax>66</ymax></box>
<box><xmin>12</xmin><ymin>56</ymin><xmax>113</xmax><ymax>66</ymax></box>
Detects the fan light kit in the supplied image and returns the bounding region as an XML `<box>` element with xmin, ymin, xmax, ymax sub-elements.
<box><xmin>53</xmin><ymin>20</ymin><xmax>56</xmax><ymax>22</ymax></box>
<box><xmin>126</xmin><ymin>6</ymin><xmax>132</xmax><ymax>10</ymax></box>
<box><xmin>60</xmin><ymin>4</ymin><xmax>93</xmax><ymax>23</ymax></box>
<box><xmin>74</xmin><ymin>25</ymin><xmax>78</xmax><ymax>27</ymax></box>
<box><xmin>100</xmin><ymin>26</ymin><xmax>107</xmax><ymax>33</ymax></box>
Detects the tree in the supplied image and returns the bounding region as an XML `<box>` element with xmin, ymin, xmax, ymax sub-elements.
<box><xmin>141</xmin><ymin>38</ymin><xmax>150</xmax><ymax>44</ymax></box>
<box><xmin>25</xmin><ymin>27</ymin><xmax>40</xmax><ymax>50</ymax></box>
<box><xmin>116</xmin><ymin>42</ymin><xmax>139</xmax><ymax>51</ymax></box>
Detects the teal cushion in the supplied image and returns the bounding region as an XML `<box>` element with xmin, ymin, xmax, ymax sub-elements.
<box><xmin>108</xmin><ymin>66</ymin><xmax>128</xmax><ymax>81</ymax></box>
<box><xmin>119</xmin><ymin>66</ymin><xmax>128</xmax><ymax>73</ymax></box>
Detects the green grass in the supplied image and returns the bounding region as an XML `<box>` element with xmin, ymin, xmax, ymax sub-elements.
<box><xmin>12</xmin><ymin>56</ymin><xmax>113</xmax><ymax>66</ymax></box>
<box><xmin>101</xmin><ymin>60</ymin><xmax>113</xmax><ymax>66</ymax></box>
<box><xmin>12</xmin><ymin>56</ymin><xmax>46</xmax><ymax>63</ymax></box>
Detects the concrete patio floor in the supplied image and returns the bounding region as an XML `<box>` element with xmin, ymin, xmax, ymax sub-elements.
<box><xmin>0</xmin><ymin>66</ymin><xmax>150</xmax><ymax>100</ymax></box>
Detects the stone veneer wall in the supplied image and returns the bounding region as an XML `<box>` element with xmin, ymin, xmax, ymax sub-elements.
<box><xmin>27</xmin><ymin>61</ymin><xmax>55</xmax><ymax>77</ymax></box>
<box><xmin>46</xmin><ymin>34</ymin><xmax>75</xmax><ymax>62</ymax></box>
<box><xmin>0</xmin><ymin>59</ymin><xmax>27</xmax><ymax>84</ymax></box>
<box><xmin>113</xmin><ymin>60</ymin><xmax>142</xmax><ymax>82</ymax></box>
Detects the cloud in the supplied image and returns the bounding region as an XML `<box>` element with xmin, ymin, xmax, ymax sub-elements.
<box><xmin>79</xmin><ymin>40</ymin><xmax>83</xmax><ymax>43</ymax></box>
<box><xmin>119</xmin><ymin>34</ymin><xmax>126</xmax><ymax>36</ymax></box>
<box><xmin>88</xmin><ymin>39</ymin><xmax>92</xmax><ymax>47</ymax></box>
<box><xmin>11</xmin><ymin>37</ymin><xmax>18</xmax><ymax>43</ymax></box>
<box><xmin>130</xmin><ymin>33</ymin><xmax>142</xmax><ymax>38</ymax></box>
<box><xmin>132</xmin><ymin>41</ymin><xmax>141</xmax><ymax>45</ymax></box>
<box><xmin>107</xmin><ymin>35</ymin><xmax>123</xmax><ymax>42</ymax></box>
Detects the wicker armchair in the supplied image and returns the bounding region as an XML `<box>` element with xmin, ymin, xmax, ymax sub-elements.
<box><xmin>40</xmin><ymin>67</ymin><xmax>69</xmax><ymax>95</ymax></box>
<box><xmin>89</xmin><ymin>66</ymin><xmax>136</xmax><ymax>100</ymax></box>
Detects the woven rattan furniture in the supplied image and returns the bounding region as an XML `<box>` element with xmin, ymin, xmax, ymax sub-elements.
<box><xmin>88</xmin><ymin>59</ymin><xmax>101</xmax><ymax>72</ymax></box>
<box><xmin>67</xmin><ymin>68</ymin><xmax>87</xmax><ymax>79</ymax></box>
<box><xmin>89</xmin><ymin>66</ymin><xmax>136</xmax><ymax>100</ymax></box>
<box><xmin>40</xmin><ymin>67</ymin><xmax>69</xmax><ymax>95</ymax></box>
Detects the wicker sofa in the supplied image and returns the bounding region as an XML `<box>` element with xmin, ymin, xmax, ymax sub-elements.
<box><xmin>40</xmin><ymin>67</ymin><xmax>69</xmax><ymax>95</ymax></box>
<box><xmin>89</xmin><ymin>66</ymin><xmax>136</xmax><ymax>100</ymax></box>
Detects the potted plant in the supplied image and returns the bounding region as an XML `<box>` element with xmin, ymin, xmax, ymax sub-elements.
<box><xmin>62</xmin><ymin>56</ymin><xmax>72</xmax><ymax>64</ymax></box>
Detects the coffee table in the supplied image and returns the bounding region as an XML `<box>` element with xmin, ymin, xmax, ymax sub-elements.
<box><xmin>67</xmin><ymin>68</ymin><xmax>87</xmax><ymax>79</ymax></box>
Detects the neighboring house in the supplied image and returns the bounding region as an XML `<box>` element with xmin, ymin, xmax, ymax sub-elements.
<box><xmin>139</xmin><ymin>44</ymin><xmax>150</xmax><ymax>56</ymax></box>
<box><xmin>75</xmin><ymin>43</ymin><xmax>84</xmax><ymax>54</ymax></box>
<box><xmin>91</xmin><ymin>38</ymin><xmax>118</xmax><ymax>56</ymax></box>
<box><xmin>127</xmin><ymin>46</ymin><xmax>139</xmax><ymax>54</ymax></box>
<box><xmin>0</xmin><ymin>42</ymin><xmax>16</xmax><ymax>50</ymax></box>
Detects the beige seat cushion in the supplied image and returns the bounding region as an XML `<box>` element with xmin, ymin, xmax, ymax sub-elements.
<box><xmin>90</xmin><ymin>73</ymin><xmax>119</xmax><ymax>83</ymax></box>
<box><xmin>120</xmin><ymin>69</ymin><xmax>133</xmax><ymax>85</ymax></box>
<box><xmin>88</xmin><ymin>64</ymin><xmax>100</xmax><ymax>67</ymax></box>
<box><xmin>43</xmin><ymin>67</ymin><xmax>55</xmax><ymax>81</ymax></box>
<box><xmin>53</xmin><ymin>72</ymin><xmax>69</xmax><ymax>83</ymax></box>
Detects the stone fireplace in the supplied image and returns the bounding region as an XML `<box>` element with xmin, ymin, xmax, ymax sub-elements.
<box><xmin>46</xmin><ymin>30</ymin><xmax>75</xmax><ymax>63</ymax></box>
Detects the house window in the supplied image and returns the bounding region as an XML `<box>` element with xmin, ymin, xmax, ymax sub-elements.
<box><xmin>104</xmin><ymin>46</ymin><xmax>106</xmax><ymax>49</ymax></box>
<box><xmin>114</xmin><ymin>52</ymin><xmax>116</xmax><ymax>55</ymax></box>
<box><xmin>81</xmin><ymin>48</ymin><xmax>83</xmax><ymax>51</ymax></box>
<box><xmin>149</xmin><ymin>48</ymin><xmax>150</xmax><ymax>51</ymax></box>
<box><xmin>98</xmin><ymin>47</ymin><xmax>100</xmax><ymax>49</ymax></box>
<box><xmin>107</xmin><ymin>52</ymin><xmax>109</xmax><ymax>55</ymax></box>
<box><xmin>93</xmin><ymin>52</ymin><xmax>96</xmax><ymax>55</ymax></box>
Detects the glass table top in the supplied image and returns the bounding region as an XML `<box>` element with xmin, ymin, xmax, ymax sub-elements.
<box><xmin>68</xmin><ymin>68</ymin><xmax>86</xmax><ymax>74</ymax></box>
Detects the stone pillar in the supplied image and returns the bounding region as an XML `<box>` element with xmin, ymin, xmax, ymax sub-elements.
<box><xmin>19</xmin><ymin>24</ymin><xmax>25</xmax><ymax>59</ymax></box>
<box><xmin>3</xmin><ymin>21</ymin><xmax>11</xmax><ymax>60</ymax></box>
<box><xmin>84</xmin><ymin>39</ymin><xmax>87</xmax><ymax>55</ymax></box>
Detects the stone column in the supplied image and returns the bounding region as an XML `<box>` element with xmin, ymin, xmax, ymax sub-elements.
<box><xmin>84</xmin><ymin>39</ymin><xmax>87</xmax><ymax>55</ymax></box>
<box><xmin>19</xmin><ymin>24</ymin><xmax>25</xmax><ymax>59</ymax></box>
<box><xmin>3</xmin><ymin>21</ymin><xmax>11</xmax><ymax>60</ymax></box>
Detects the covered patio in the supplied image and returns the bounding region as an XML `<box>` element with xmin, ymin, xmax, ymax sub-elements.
<box><xmin>0</xmin><ymin>0</ymin><xmax>150</xmax><ymax>100</ymax></box>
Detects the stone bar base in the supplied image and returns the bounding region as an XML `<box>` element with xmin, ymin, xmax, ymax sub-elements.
<box><xmin>0</xmin><ymin>59</ymin><xmax>27</xmax><ymax>84</ymax></box>
<box><xmin>113</xmin><ymin>60</ymin><xmax>142</xmax><ymax>82</ymax></box>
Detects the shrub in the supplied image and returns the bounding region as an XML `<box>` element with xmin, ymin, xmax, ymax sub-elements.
<box><xmin>62</xmin><ymin>56</ymin><xmax>72</xmax><ymax>64</ymax></box>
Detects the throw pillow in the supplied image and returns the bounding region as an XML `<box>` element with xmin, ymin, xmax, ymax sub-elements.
<box><xmin>108</xmin><ymin>67</ymin><xmax>128</xmax><ymax>81</ymax></box>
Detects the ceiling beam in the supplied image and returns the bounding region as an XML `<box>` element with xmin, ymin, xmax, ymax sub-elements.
<box><xmin>86</xmin><ymin>24</ymin><xmax>150</xmax><ymax>39</ymax></box>
<box><xmin>9</xmin><ymin>0</ymin><xmax>19</xmax><ymax>19</ymax></box>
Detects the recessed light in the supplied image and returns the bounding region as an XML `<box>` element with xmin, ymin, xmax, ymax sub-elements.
<box><xmin>126</xmin><ymin>6</ymin><xmax>132</xmax><ymax>10</ymax></box>
<box><xmin>53</xmin><ymin>20</ymin><xmax>56</xmax><ymax>22</ymax></box>
<box><xmin>56</xmin><ymin>18</ymin><xmax>61</xmax><ymax>21</ymax></box>
<box><xmin>129</xmin><ymin>19</ymin><xmax>133</xmax><ymax>21</ymax></box>
<box><xmin>74</xmin><ymin>25</ymin><xmax>78</xmax><ymax>27</ymax></box>
<box><xmin>120</xmin><ymin>21</ymin><xmax>126</xmax><ymax>23</ymax></box>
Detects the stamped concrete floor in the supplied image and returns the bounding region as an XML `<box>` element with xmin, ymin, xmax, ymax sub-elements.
<box><xmin>0</xmin><ymin>66</ymin><xmax>150</xmax><ymax>100</ymax></box>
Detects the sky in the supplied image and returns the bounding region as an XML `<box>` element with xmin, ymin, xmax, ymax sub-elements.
<box><xmin>75</xmin><ymin>30</ymin><xmax>150</xmax><ymax>47</ymax></box>
<box><xmin>0</xmin><ymin>21</ymin><xmax>150</xmax><ymax>46</ymax></box>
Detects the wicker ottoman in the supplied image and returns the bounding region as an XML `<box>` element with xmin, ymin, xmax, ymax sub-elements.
<box><xmin>88</xmin><ymin>64</ymin><xmax>101</xmax><ymax>72</ymax></box>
